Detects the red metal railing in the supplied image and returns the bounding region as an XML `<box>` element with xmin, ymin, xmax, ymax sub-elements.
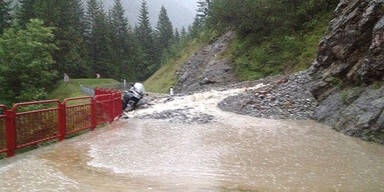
<box><xmin>0</xmin><ymin>105</ymin><xmax>7</xmax><ymax>154</ymax></box>
<box><xmin>63</xmin><ymin>96</ymin><xmax>94</xmax><ymax>136</ymax></box>
<box><xmin>0</xmin><ymin>88</ymin><xmax>121</xmax><ymax>158</ymax></box>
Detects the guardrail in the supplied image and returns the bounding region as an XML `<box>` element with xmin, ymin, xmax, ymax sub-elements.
<box><xmin>0</xmin><ymin>88</ymin><xmax>121</xmax><ymax>158</ymax></box>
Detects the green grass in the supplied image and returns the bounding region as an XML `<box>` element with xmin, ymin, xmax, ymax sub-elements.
<box><xmin>230</xmin><ymin>12</ymin><xmax>332</xmax><ymax>81</ymax></box>
<box><xmin>48</xmin><ymin>79</ymin><xmax>120</xmax><ymax>101</ymax></box>
<box><xmin>144</xmin><ymin>40</ymin><xmax>203</xmax><ymax>93</ymax></box>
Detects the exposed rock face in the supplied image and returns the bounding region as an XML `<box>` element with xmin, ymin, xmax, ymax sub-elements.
<box><xmin>174</xmin><ymin>31</ymin><xmax>237</xmax><ymax>93</ymax></box>
<box><xmin>310</xmin><ymin>0</ymin><xmax>384</xmax><ymax>143</ymax></box>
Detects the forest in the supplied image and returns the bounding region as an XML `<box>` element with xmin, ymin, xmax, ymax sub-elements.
<box><xmin>0</xmin><ymin>0</ymin><xmax>188</xmax><ymax>105</ymax></box>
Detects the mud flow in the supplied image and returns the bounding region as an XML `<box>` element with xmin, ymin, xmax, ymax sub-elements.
<box><xmin>1</xmin><ymin>85</ymin><xmax>384</xmax><ymax>192</ymax></box>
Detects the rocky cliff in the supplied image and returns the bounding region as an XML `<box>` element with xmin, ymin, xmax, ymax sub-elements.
<box><xmin>174</xmin><ymin>31</ymin><xmax>237</xmax><ymax>93</ymax></box>
<box><xmin>310</xmin><ymin>0</ymin><xmax>384</xmax><ymax>143</ymax></box>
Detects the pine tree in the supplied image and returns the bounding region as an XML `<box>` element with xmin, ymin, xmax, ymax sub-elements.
<box><xmin>86</xmin><ymin>0</ymin><xmax>115</xmax><ymax>78</ymax></box>
<box><xmin>17</xmin><ymin>0</ymin><xmax>36</xmax><ymax>26</ymax></box>
<box><xmin>136</xmin><ymin>0</ymin><xmax>155</xmax><ymax>80</ymax></box>
<box><xmin>111</xmin><ymin>0</ymin><xmax>128</xmax><ymax>38</ymax></box>
<box><xmin>29</xmin><ymin>0</ymin><xmax>90</xmax><ymax>78</ymax></box>
<box><xmin>181</xmin><ymin>26</ymin><xmax>187</xmax><ymax>40</ymax></box>
<box><xmin>189</xmin><ymin>16</ymin><xmax>202</xmax><ymax>38</ymax></box>
<box><xmin>155</xmin><ymin>6</ymin><xmax>173</xmax><ymax>54</ymax></box>
<box><xmin>55</xmin><ymin>0</ymin><xmax>90</xmax><ymax>78</ymax></box>
<box><xmin>85</xmin><ymin>0</ymin><xmax>102</xmax><ymax>36</ymax></box>
<box><xmin>174</xmin><ymin>28</ymin><xmax>180</xmax><ymax>43</ymax></box>
<box><xmin>110</xmin><ymin>0</ymin><xmax>133</xmax><ymax>79</ymax></box>
<box><xmin>0</xmin><ymin>0</ymin><xmax>12</xmax><ymax>33</ymax></box>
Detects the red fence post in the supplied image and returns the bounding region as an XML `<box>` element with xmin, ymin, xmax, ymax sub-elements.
<box><xmin>58</xmin><ymin>103</ymin><xmax>66</xmax><ymax>141</ymax></box>
<box><xmin>90</xmin><ymin>98</ymin><xmax>97</xmax><ymax>131</ymax></box>
<box><xmin>5</xmin><ymin>110</ymin><xmax>16</xmax><ymax>158</ymax></box>
<box><xmin>117</xmin><ymin>92</ymin><xmax>122</xmax><ymax>117</ymax></box>
<box><xmin>113</xmin><ymin>93</ymin><xmax>117</xmax><ymax>119</ymax></box>
<box><xmin>109</xmin><ymin>94</ymin><xmax>114</xmax><ymax>122</ymax></box>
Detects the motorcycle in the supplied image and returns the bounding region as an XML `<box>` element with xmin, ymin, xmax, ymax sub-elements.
<box><xmin>122</xmin><ymin>83</ymin><xmax>145</xmax><ymax>111</ymax></box>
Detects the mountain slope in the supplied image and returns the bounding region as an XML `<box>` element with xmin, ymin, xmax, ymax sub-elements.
<box><xmin>174</xmin><ymin>31</ymin><xmax>237</xmax><ymax>93</ymax></box>
<box><xmin>144</xmin><ymin>31</ymin><xmax>238</xmax><ymax>94</ymax></box>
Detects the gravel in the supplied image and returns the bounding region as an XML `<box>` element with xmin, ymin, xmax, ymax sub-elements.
<box><xmin>218</xmin><ymin>71</ymin><xmax>318</xmax><ymax>120</ymax></box>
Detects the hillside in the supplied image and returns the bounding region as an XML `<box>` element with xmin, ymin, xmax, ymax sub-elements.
<box><xmin>48</xmin><ymin>79</ymin><xmax>120</xmax><ymax>101</ymax></box>
<box><xmin>230</xmin><ymin>12</ymin><xmax>334</xmax><ymax>80</ymax></box>
<box><xmin>145</xmin><ymin>11</ymin><xmax>335</xmax><ymax>94</ymax></box>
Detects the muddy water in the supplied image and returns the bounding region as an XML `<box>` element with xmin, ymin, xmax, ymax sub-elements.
<box><xmin>1</xmin><ymin>85</ymin><xmax>384</xmax><ymax>192</ymax></box>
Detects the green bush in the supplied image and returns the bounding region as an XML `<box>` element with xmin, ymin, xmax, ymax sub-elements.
<box><xmin>0</xmin><ymin>19</ymin><xmax>57</xmax><ymax>105</ymax></box>
<box><xmin>227</xmin><ymin>11</ymin><xmax>332</xmax><ymax>81</ymax></box>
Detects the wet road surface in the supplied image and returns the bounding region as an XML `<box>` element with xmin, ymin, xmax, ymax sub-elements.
<box><xmin>1</xmin><ymin>86</ymin><xmax>384</xmax><ymax>192</ymax></box>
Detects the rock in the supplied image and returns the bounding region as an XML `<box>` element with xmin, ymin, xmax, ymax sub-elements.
<box><xmin>310</xmin><ymin>0</ymin><xmax>384</xmax><ymax>144</ymax></box>
<box><xmin>200</xmin><ymin>77</ymin><xmax>216</xmax><ymax>85</ymax></box>
<box><xmin>174</xmin><ymin>31</ymin><xmax>237</xmax><ymax>93</ymax></box>
<box><xmin>219</xmin><ymin>72</ymin><xmax>318</xmax><ymax>120</ymax></box>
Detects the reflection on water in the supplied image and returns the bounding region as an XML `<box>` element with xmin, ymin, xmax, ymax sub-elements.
<box><xmin>0</xmin><ymin>86</ymin><xmax>384</xmax><ymax>192</ymax></box>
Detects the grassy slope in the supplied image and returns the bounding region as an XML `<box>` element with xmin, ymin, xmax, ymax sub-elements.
<box><xmin>48</xmin><ymin>79</ymin><xmax>120</xmax><ymax>101</ymax></box>
<box><xmin>144</xmin><ymin>40</ymin><xmax>203</xmax><ymax>93</ymax></box>
<box><xmin>229</xmin><ymin>12</ymin><xmax>332</xmax><ymax>81</ymax></box>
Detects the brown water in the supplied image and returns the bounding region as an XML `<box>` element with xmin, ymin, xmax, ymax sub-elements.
<box><xmin>1</xmin><ymin>86</ymin><xmax>384</xmax><ymax>192</ymax></box>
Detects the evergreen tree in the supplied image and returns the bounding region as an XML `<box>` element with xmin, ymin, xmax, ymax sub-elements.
<box><xmin>0</xmin><ymin>19</ymin><xmax>57</xmax><ymax>104</ymax></box>
<box><xmin>86</xmin><ymin>0</ymin><xmax>115</xmax><ymax>78</ymax></box>
<box><xmin>136</xmin><ymin>0</ymin><xmax>155</xmax><ymax>80</ymax></box>
<box><xmin>156</xmin><ymin>6</ymin><xmax>173</xmax><ymax>53</ymax></box>
<box><xmin>55</xmin><ymin>0</ymin><xmax>90</xmax><ymax>78</ymax></box>
<box><xmin>85</xmin><ymin>0</ymin><xmax>100</xmax><ymax>35</ymax></box>
<box><xmin>17</xmin><ymin>0</ymin><xmax>36</xmax><ymax>26</ymax></box>
<box><xmin>29</xmin><ymin>0</ymin><xmax>90</xmax><ymax>78</ymax></box>
<box><xmin>110</xmin><ymin>0</ymin><xmax>134</xmax><ymax>80</ymax></box>
<box><xmin>0</xmin><ymin>0</ymin><xmax>12</xmax><ymax>34</ymax></box>
<box><xmin>126</xmin><ymin>28</ymin><xmax>145</xmax><ymax>81</ymax></box>
<box><xmin>174</xmin><ymin>28</ymin><xmax>180</xmax><ymax>43</ymax></box>
<box><xmin>181</xmin><ymin>26</ymin><xmax>187</xmax><ymax>40</ymax></box>
<box><xmin>189</xmin><ymin>16</ymin><xmax>202</xmax><ymax>38</ymax></box>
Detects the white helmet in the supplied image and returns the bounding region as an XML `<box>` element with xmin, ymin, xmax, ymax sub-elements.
<box><xmin>133</xmin><ymin>83</ymin><xmax>145</xmax><ymax>95</ymax></box>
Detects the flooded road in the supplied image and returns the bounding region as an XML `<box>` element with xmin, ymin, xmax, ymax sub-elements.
<box><xmin>1</xmin><ymin>85</ymin><xmax>384</xmax><ymax>192</ymax></box>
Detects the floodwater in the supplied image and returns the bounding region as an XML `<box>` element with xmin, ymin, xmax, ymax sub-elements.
<box><xmin>1</xmin><ymin>85</ymin><xmax>384</xmax><ymax>192</ymax></box>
